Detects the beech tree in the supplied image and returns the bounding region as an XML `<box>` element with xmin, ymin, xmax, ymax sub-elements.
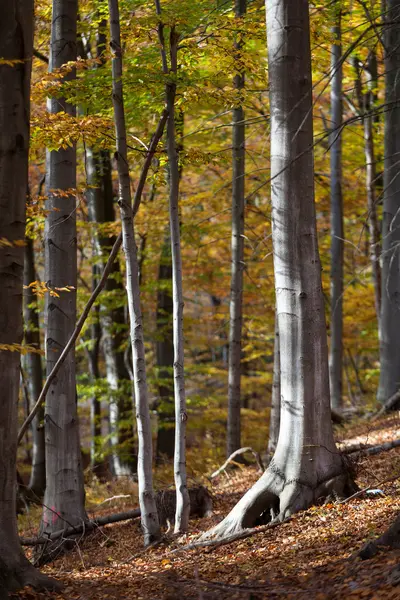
<box><xmin>201</xmin><ymin>0</ymin><xmax>354</xmax><ymax>539</ymax></box>
<box><xmin>108</xmin><ymin>0</ymin><xmax>161</xmax><ymax>545</ymax></box>
<box><xmin>0</xmin><ymin>1</ymin><xmax>57</xmax><ymax>594</ymax></box>
<box><xmin>377</xmin><ymin>0</ymin><xmax>400</xmax><ymax>405</ymax></box>
<box><xmin>329</xmin><ymin>0</ymin><xmax>344</xmax><ymax>411</ymax></box>
<box><xmin>38</xmin><ymin>0</ymin><xmax>87</xmax><ymax>553</ymax></box>
<box><xmin>227</xmin><ymin>0</ymin><xmax>246</xmax><ymax>457</ymax></box>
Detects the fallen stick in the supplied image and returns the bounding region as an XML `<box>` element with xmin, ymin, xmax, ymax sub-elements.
<box><xmin>20</xmin><ymin>508</ymin><xmax>141</xmax><ymax>546</ymax></box>
<box><xmin>342</xmin><ymin>438</ymin><xmax>400</xmax><ymax>457</ymax></box>
<box><xmin>17</xmin><ymin>110</ymin><xmax>168</xmax><ymax>444</ymax></box>
<box><xmin>210</xmin><ymin>447</ymin><xmax>264</xmax><ymax>479</ymax></box>
<box><xmin>338</xmin><ymin>473</ymin><xmax>400</xmax><ymax>505</ymax></box>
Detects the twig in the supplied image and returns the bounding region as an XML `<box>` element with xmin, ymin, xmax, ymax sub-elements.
<box><xmin>210</xmin><ymin>447</ymin><xmax>264</xmax><ymax>479</ymax></box>
<box><xmin>17</xmin><ymin>111</ymin><xmax>168</xmax><ymax>445</ymax></box>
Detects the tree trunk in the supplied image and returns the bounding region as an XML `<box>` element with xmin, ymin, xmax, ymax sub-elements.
<box><xmin>267</xmin><ymin>313</ymin><xmax>280</xmax><ymax>455</ymax></box>
<box><xmin>23</xmin><ymin>238</ymin><xmax>46</xmax><ymax>497</ymax></box>
<box><xmin>108</xmin><ymin>0</ymin><xmax>160</xmax><ymax>545</ymax></box>
<box><xmin>200</xmin><ymin>0</ymin><xmax>353</xmax><ymax>540</ymax></box>
<box><xmin>86</xmin><ymin>146</ymin><xmax>136</xmax><ymax>477</ymax></box>
<box><xmin>0</xmin><ymin>1</ymin><xmax>58</xmax><ymax>594</ymax></box>
<box><xmin>227</xmin><ymin>0</ymin><xmax>246</xmax><ymax>457</ymax></box>
<box><xmin>329</xmin><ymin>2</ymin><xmax>344</xmax><ymax>411</ymax></box>
<box><xmin>155</xmin><ymin>232</ymin><xmax>175</xmax><ymax>460</ymax></box>
<box><xmin>165</xmin><ymin>28</ymin><xmax>190</xmax><ymax>533</ymax></box>
<box><xmin>39</xmin><ymin>0</ymin><xmax>87</xmax><ymax>557</ymax></box>
<box><xmin>364</xmin><ymin>52</ymin><xmax>381</xmax><ymax>331</ymax></box>
<box><xmin>377</xmin><ymin>0</ymin><xmax>400</xmax><ymax>404</ymax></box>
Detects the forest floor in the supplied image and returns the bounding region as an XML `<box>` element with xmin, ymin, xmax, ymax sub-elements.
<box><xmin>14</xmin><ymin>414</ymin><xmax>400</xmax><ymax>599</ymax></box>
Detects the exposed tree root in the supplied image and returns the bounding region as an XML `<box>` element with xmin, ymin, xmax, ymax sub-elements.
<box><xmin>198</xmin><ymin>461</ymin><xmax>356</xmax><ymax>543</ymax></box>
<box><xmin>0</xmin><ymin>557</ymin><xmax>61</xmax><ymax>599</ymax></box>
<box><xmin>359</xmin><ymin>512</ymin><xmax>400</xmax><ymax>559</ymax></box>
<box><xmin>371</xmin><ymin>390</ymin><xmax>400</xmax><ymax>420</ymax></box>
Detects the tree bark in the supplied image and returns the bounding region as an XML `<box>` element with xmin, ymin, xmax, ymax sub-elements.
<box><xmin>200</xmin><ymin>0</ymin><xmax>352</xmax><ymax>540</ymax></box>
<box><xmin>227</xmin><ymin>0</ymin><xmax>246</xmax><ymax>457</ymax></box>
<box><xmin>0</xmin><ymin>1</ymin><xmax>59</xmax><ymax>594</ymax></box>
<box><xmin>377</xmin><ymin>0</ymin><xmax>400</xmax><ymax>404</ymax></box>
<box><xmin>38</xmin><ymin>0</ymin><xmax>87</xmax><ymax>557</ymax></box>
<box><xmin>23</xmin><ymin>238</ymin><xmax>46</xmax><ymax>497</ymax></box>
<box><xmin>155</xmin><ymin>232</ymin><xmax>175</xmax><ymax>460</ymax></box>
<box><xmin>329</xmin><ymin>1</ymin><xmax>344</xmax><ymax>411</ymax></box>
<box><xmin>267</xmin><ymin>313</ymin><xmax>280</xmax><ymax>455</ymax></box>
<box><xmin>364</xmin><ymin>52</ymin><xmax>381</xmax><ymax>331</ymax></box>
<box><xmin>165</xmin><ymin>28</ymin><xmax>190</xmax><ymax>533</ymax></box>
<box><xmin>108</xmin><ymin>0</ymin><xmax>160</xmax><ymax>545</ymax></box>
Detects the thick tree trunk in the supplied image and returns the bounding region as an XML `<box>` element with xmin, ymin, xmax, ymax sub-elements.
<box><xmin>201</xmin><ymin>0</ymin><xmax>352</xmax><ymax>540</ymax></box>
<box><xmin>23</xmin><ymin>238</ymin><xmax>46</xmax><ymax>497</ymax></box>
<box><xmin>165</xmin><ymin>29</ymin><xmax>190</xmax><ymax>533</ymax></box>
<box><xmin>267</xmin><ymin>314</ymin><xmax>280</xmax><ymax>455</ymax></box>
<box><xmin>39</xmin><ymin>0</ymin><xmax>87</xmax><ymax>557</ymax></box>
<box><xmin>329</xmin><ymin>2</ymin><xmax>344</xmax><ymax>411</ymax></box>
<box><xmin>227</xmin><ymin>0</ymin><xmax>246</xmax><ymax>457</ymax></box>
<box><xmin>0</xmin><ymin>1</ymin><xmax>59</xmax><ymax>594</ymax></box>
<box><xmin>155</xmin><ymin>232</ymin><xmax>175</xmax><ymax>460</ymax></box>
<box><xmin>108</xmin><ymin>0</ymin><xmax>160</xmax><ymax>545</ymax></box>
<box><xmin>377</xmin><ymin>0</ymin><xmax>400</xmax><ymax>404</ymax></box>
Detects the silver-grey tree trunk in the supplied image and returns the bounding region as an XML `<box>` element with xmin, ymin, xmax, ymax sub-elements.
<box><xmin>0</xmin><ymin>1</ymin><xmax>58</xmax><ymax>593</ymax></box>
<box><xmin>267</xmin><ymin>313</ymin><xmax>280</xmax><ymax>455</ymax></box>
<box><xmin>165</xmin><ymin>29</ymin><xmax>190</xmax><ymax>533</ymax></box>
<box><xmin>201</xmin><ymin>0</ymin><xmax>352</xmax><ymax>540</ymax></box>
<box><xmin>108</xmin><ymin>0</ymin><xmax>160</xmax><ymax>545</ymax></box>
<box><xmin>329</xmin><ymin>1</ymin><xmax>344</xmax><ymax>411</ymax></box>
<box><xmin>227</xmin><ymin>0</ymin><xmax>246</xmax><ymax>457</ymax></box>
<box><xmin>364</xmin><ymin>52</ymin><xmax>381</xmax><ymax>331</ymax></box>
<box><xmin>39</xmin><ymin>0</ymin><xmax>87</xmax><ymax>554</ymax></box>
<box><xmin>377</xmin><ymin>0</ymin><xmax>400</xmax><ymax>404</ymax></box>
<box><xmin>24</xmin><ymin>238</ymin><xmax>46</xmax><ymax>497</ymax></box>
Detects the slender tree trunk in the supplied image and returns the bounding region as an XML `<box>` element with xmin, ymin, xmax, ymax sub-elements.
<box><xmin>377</xmin><ymin>0</ymin><xmax>400</xmax><ymax>404</ymax></box>
<box><xmin>165</xmin><ymin>29</ymin><xmax>190</xmax><ymax>533</ymax></box>
<box><xmin>227</xmin><ymin>0</ymin><xmax>246</xmax><ymax>457</ymax></box>
<box><xmin>39</xmin><ymin>0</ymin><xmax>87</xmax><ymax>556</ymax></box>
<box><xmin>201</xmin><ymin>0</ymin><xmax>353</xmax><ymax>541</ymax></box>
<box><xmin>364</xmin><ymin>52</ymin><xmax>381</xmax><ymax>331</ymax></box>
<box><xmin>0</xmin><ymin>1</ymin><xmax>58</xmax><ymax>593</ymax></box>
<box><xmin>86</xmin><ymin>146</ymin><xmax>135</xmax><ymax>477</ymax></box>
<box><xmin>155</xmin><ymin>232</ymin><xmax>175</xmax><ymax>460</ymax></box>
<box><xmin>108</xmin><ymin>0</ymin><xmax>160</xmax><ymax>545</ymax></box>
<box><xmin>23</xmin><ymin>238</ymin><xmax>46</xmax><ymax>497</ymax></box>
<box><xmin>267</xmin><ymin>313</ymin><xmax>280</xmax><ymax>455</ymax></box>
<box><xmin>329</xmin><ymin>1</ymin><xmax>344</xmax><ymax>411</ymax></box>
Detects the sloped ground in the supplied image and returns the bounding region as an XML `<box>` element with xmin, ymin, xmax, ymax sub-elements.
<box><xmin>14</xmin><ymin>415</ymin><xmax>400</xmax><ymax>599</ymax></box>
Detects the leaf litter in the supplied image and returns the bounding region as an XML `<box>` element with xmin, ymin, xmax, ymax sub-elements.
<box><xmin>12</xmin><ymin>415</ymin><xmax>400</xmax><ymax>599</ymax></box>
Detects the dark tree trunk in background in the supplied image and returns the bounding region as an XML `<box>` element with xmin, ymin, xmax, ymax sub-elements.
<box><xmin>227</xmin><ymin>0</ymin><xmax>246</xmax><ymax>457</ymax></box>
<box><xmin>39</xmin><ymin>0</ymin><xmax>87</xmax><ymax>555</ymax></box>
<box><xmin>155</xmin><ymin>233</ymin><xmax>175</xmax><ymax>460</ymax></box>
<box><xmin>24</xmin><ymin>238</ymin><xmax>46</xmax><ymax>497</ymax></box>
<box><xmin>377</xmin><ymin>0</ymin><xmax>400</xmax><ymax>404</ymax></box>
<box><xmin>0</xmin><ymin>1</ymin><xmax>58</xmax><ymax>593</ymax></box>
<box><xmin>329</xmin><ymin>1</ymin><xmax>344</xmax><ymax>411</ymax></box>
<box><xmin>201</xmin><ymin>0</ymin><xmax>352</xmax><ymax>541</ymax></box>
